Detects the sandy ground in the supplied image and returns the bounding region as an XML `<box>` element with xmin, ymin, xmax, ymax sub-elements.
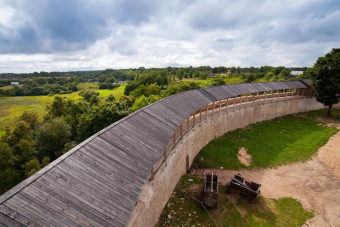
<box><xmin>237</xmin><ymin>147</ymin><xmax>252</xmax><ymax>167</ymax></box>
<box><xmin>195</xmin><ymin>130</ymin><xmax>340</xmax><ymax>227</ymax></box>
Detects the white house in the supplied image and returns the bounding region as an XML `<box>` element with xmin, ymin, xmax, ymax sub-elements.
<box><xmin>11</xmin><ymin>82</ymin><xmax>19</xmax><ymax>85</ymax></box>
<box><xmin>290</xmin><ymin>71</ymin><xmax>304</xmax><ymax>77</ymax></box>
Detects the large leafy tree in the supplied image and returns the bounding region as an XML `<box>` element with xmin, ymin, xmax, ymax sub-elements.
<box><xmin>37</xmin><ymin>118</ymin><xmax>72</xmax><ymax>159</ymax></box>
<box><xmin>308</xmin><ymin>48</ymin><xmax>340</xmax><ymax>117</ymax></box>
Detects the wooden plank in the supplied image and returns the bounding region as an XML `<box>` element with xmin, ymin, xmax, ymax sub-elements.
<box><xmin>21</xmin><ymin>187</ymin><xmax>94</xmax><ymax>227</ymax></box>
<box><xmin>0</xmin><ymin>212</ymin><xmax>23</xmax><ymax>227</ymax></box>
<box><xmin>52</xmin><ymin>164</ymin><xmax>136</xmax><ymax>212</ymax></box>
<box><xmin>0</xmin><ymin>205</ymin><xmax>41</xmax><ymax>227</ymax></box>
<box><xmin>16</xmin><ymin>191</ymin><xmax>82</xmax><ymax>227</ymax></box>
<box><xmin>4</xmin><ymin>197</ymin><xmax>58</xmax><ymax>227</ymax></box>
<box><xmin>27</xmin><ymin>185</ymin><xmax>106</xmax><ymax>227</ymax></box>
<box><xmin>42</xmin><ymin>174</ymin><xmax>126</xmax><ymax>227</ymax></box>
<box><xmin>32</xmin><ymin>180</ymin><xmax>117</xmax><ymax>227</ymax></box>
<box><xmin>79</xmin><ymin>144</ymin><xmax>147</xmax><ymax>186</ymax></box>
<box><xmin>52</xmin><ymin>164</ymin><xmax>136</xmax><ymax>214</ymax></box>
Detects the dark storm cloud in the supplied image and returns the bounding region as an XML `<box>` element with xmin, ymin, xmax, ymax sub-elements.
<box><xmin>0</xmin><ymin>0</ymin><xmax>161</xmax><ymax>53</ymax></box>
<box><xmin>0</xmin><ymin>0</ymin><xmax>340</xmax><ymax>72</ymax></box>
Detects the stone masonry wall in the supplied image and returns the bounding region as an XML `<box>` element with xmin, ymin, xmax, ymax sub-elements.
<box><xmin>128</xmin><ymin>98</ymin><xmax>328</xmax><ymax>227</ymax></box>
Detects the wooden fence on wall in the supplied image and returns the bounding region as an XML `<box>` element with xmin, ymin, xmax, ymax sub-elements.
<box><xmin>149</xmin><ymin>87</ymin><xmax>313</xmax><ymax>180</ymax></box>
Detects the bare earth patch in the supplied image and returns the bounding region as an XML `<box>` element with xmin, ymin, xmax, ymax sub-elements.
<box><xmin>196</xmin><ymin>129</ymin><xmax>340</xmax><ymax>226</ymax></box>
<box><xmin>0</xmin><ymin>110</ymin><xmax>10</xmax><ymax>117</ymax></box>
<box><xmin>237</xmin><ymin>147</ymin><xmax>252</xmax><ymax>166</ymax></box>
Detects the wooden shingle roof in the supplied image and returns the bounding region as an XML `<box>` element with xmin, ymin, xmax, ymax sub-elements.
<box><xmin>0</xmin><ymin>80</ymin><xmax>311</xmax><ymax>227</ymax></box>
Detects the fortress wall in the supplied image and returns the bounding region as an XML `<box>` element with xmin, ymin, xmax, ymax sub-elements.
<box><xmin>128</xmin><ymin>97</ymin><xmax>325</xmax><ymax>227</ymax></box>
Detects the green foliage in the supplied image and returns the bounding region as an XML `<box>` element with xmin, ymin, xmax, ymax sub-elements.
<box><xmin>78</xmin><ymin>90</ymin><xmax>100</xmax><ymax>102</ymax></box>
<box><xmin>194</xmin><ymin>114</ymin><xmax>338</xmax><ymax>169</ymax></box>
<box><xmin>19</xmin><ymin>111</ymin><xmax>39</xmax><ymax>130</ymax></box>
<box><xmin>244</xmin><ymin>73</ymin><xmax>257</xmax><ymax>83</ymax></box>
<box><xmin>37</xmin><ymin>118</ymin><xmax>72</xmax><ymax>160</ymax></box>
<box><xmin>124</xmin><ymin>81</ymin><xmax>140</xmax><ymax>96</ymax></box>
<box><xmin>265</xmin><ymin>72</ymin><xmax>275</xmax><ymax>81</ymax></box>
<box><xmin>131</xmin><ymin>95</ymin><xmax>149</xmax><ymax>112</ymax></box>
<box><xmin>13</xmin><ymin>139</ymin><xmax>37</xmax><ymax>165</ymax></box>
<box><xmin>24</xmin><ymin>158</ymin><xmax>41</xmax><ymax>177</ymax></box>
<box><xmin>307</xmin><ymin>48</ymin><xmax>340</xmax><ymax>116</ymax></box>
<box><xmin>0</xmin><ymin>142</ymin><xmax>20</xmax><ymax>194</ymax></box>
<box><xmin>45</xmin><ymin>96</ymin><xmax>67</xmax><ymax>118</ymax></box>
<box><xmin>147</xmin><ymin>83</ymin><xmax>161</xmax><ymax>96</ymax></box>
<box><xmin>130</xmin><ymin>84</ymin><xmax>147</xmax><ymax>98</ymax></box>
<box><xmin>89</xmin><ymin>95</ymin><xmax>99</xmax><ymax>106</ymax></box>
<box><xmin>41</xmin><ymin>157</ymin><xmax>50</xmax><ymax>168</ymax></box>
<box><xmin>77</xmin><ymin>101</ymin><xmax>128</xmax><ymax>141</ymax></box>
<box><xmin>211</xmin><ymin>77</ymin><xmax>226</xmax><ymax>86</ymax></box>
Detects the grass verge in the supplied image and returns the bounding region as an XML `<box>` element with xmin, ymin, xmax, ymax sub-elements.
<box><xmin>194</xmin><ymin>113</ymin><xmax>338</xmax><ymax>170</ymax></box>
<box><xmin>0</xmin><ymin>84</ymin><xmax>126</xmax><ymax>130</ymax></box>
<box><xmin>156</xmin><ymin>175</ymin><xmax>313</xmax><ymax>227</ymax></box>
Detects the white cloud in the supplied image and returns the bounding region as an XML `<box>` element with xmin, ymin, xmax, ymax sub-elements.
<box><xmin>0</xmin><ymin>0</ymin><xmax>339</xmax><ymax>73</ymax></box>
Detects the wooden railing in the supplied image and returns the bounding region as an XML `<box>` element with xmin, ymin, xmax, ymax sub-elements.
<box><xmin>149</xmin><ymin>88</ymin><xmax>313</xmax><ymax>180</ymax></box>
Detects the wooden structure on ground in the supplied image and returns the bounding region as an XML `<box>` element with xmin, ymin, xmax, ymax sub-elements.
<box><xmin>203</xmin><ymin>173</ymin><xmax>219</xmax><ymax>208</ymax></box>
<box><xmin>225</xmin><ymin>174</ymin><xmax>261</xmax><ymax>204</ymax></box>
<box><xmin>0</xmin><ymin>80</ymin><xmax>313</xmax><ymax>227</ymax></box>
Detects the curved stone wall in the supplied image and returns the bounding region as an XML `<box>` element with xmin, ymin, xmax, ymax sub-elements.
<box><xmin>128</xmin><ymin>97</ymin><xmax>325</xmax><ymax>227</ymax></box>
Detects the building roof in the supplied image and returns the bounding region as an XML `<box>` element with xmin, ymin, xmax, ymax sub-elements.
<box><xmin>0</xmin><ymin>80</ymin><xmax>311</xmax><ymax>227</ymax></box>
<box><xmin>290</xmin><ymin>71</ymin><xmax>304</xmax><ymax>76</ymax></box>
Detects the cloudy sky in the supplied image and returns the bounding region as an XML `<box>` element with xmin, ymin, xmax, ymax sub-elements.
<box><xmin>0</xmin><ymin>0</ymin><xmax>339</xmax><ymax>73</ymax></box>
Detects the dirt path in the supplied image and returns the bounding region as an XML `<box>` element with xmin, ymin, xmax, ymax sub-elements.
<box><xmin>195</xmin><ymin>130</ymin><xmax>340</xmax><ymax>227</ymax></box>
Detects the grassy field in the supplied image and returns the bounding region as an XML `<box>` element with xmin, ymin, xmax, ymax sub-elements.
<box><xmin>194</xmin><ymin>110</ymin><xmax>338</xmax><ymax>170</ymax></box>
<box><xmin>0</xmin><ymin>84</ymin><xmax>126</xmax><ymax>130</ymax></box>
<box><xmin>0</xmin><ymin>85</ymin><xmax>25</xmax><ymax>90</ymax></box>
<box><xmin>157</xmin><ymin>175</ymin><xmax>313</xmax><ymax>227</ymax></box>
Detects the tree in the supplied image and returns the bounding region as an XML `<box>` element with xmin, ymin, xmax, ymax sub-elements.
<box><xmin>78</xmin><ymin>90</ymin><xmax>99</xmax><ymax>102</ymax></box>
<box><xmin>45</xmin><ymin>96</ymin><xmax>67</xmax><ymax>119</ymax></box>
<box><xmin>0</xmin><ymin>142</ymin><xmax>20</xmax><ymax>194</ymax></box>
<box><xmin>131</xmin><ymin>96</ymin><xmax>149</xmax><ymax>112</ymax></box>
<box><xmin>13</xmin><ymin>139</ymin><xmax>37</xmax><ymax>165</ymax></box>
<box><xmin>24</xmin><ymin>158</ymin><xmax>41</xmax><ymax>177</ymax></box>
<box><xmin>265</xmin><ymin>72</ymin><xmax>275</xmax><ymax>82</ymax></box>
<box><xmin>308</xmin><ymin>48</ymin><xmax>340</xmax><ymax>117</ymax></box>
<box><xmin>147</xmin><ymin>83</ymin><xmax>161</xmax><ymax>96</ymax></box>
<box><xmin>19</xmin><ymin>111</ymin><xmax>39</xmax><ymax>130</ymax></box>
<box><xmin>130</xmin><ymin>84</ymin><xmax>147</xmax><ymax>98</ymax></box>
<box><xmin>41</xmin><ymin>157</ymin><xmax>50</xmax><ymax>168</ymax></box>
<box><xmin>245</xmin><ymin>74</ymin><xmax>257</xmax><ymax>83</ymax></box>
<box><xmin>37</xmin><ymin>118</ymin><xmax>72</xmax><ymax>160</ymax></box>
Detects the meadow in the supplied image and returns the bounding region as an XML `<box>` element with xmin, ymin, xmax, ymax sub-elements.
<box><xmin>194</xmin><ymin>111</ymin><xmax>338</xmax><ymax>169</ymax></box>
<box><xmin>0</xmin><ymin>83</ymin><xmax>126</xmax><ymax>130</ymax></box>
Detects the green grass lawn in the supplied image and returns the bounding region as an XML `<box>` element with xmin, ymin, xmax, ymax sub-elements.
<box><xmin>194</xmin><ymin>113</ymin><xmax>338</xmax><ymax>169</ymax></box>
<box><xmin>0</xmin><ymin>84</ymin><xmax>126</xmax><ymax>130</ymax></box>
<box><xmin>157</xmin><ymin>175</ymin><xmax>313</xmax><ymax>227</ymax></box>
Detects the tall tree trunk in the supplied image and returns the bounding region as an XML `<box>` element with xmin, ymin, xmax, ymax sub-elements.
<box><xmin>337</xmin><ymin>109</ymin><xmax>340</xmax><ymax>118</ymax></box>
<box><xmin>327</xmin><ymin>104</ymin><xmax>333</xmax><ymax>117</ymax></box>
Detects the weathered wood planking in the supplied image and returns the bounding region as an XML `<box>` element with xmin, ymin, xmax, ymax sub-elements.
<box><xmin>0</xmin><ymin>80</ymin><xmax>311</xmax><ymax>227</ymax></box>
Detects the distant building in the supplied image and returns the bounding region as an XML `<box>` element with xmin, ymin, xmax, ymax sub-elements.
<box><xmin>227</xmin><ymin>70</ymin><xmax>231</xmax><ymax>74</ymax></box>
<box><xmin>208</xmin><ymin>73</ymin><xmax>216</xmax><ymax>78</ymax></box>
<box><xmin>119</xmin><ymin>81</ymin><xmax>125</xmax><ymax>85</ymax></box>
<box><xmin>11</xmin><ymin>82</ymin><xmax>19</xmax><ymax>85</ymax></box>
<box><xmin>290</xmin><ymin>71</ymin><xmax>304</xmax><ymax>78</ymax></box>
